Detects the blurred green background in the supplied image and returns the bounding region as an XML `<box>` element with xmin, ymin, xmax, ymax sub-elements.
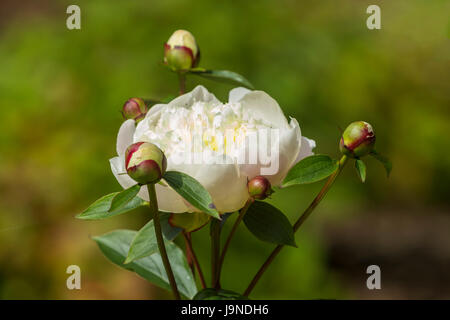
<box><xmin>0</xmin><ymin>0</ymin><xmax>449</xmax><ymax>299</ymax></box>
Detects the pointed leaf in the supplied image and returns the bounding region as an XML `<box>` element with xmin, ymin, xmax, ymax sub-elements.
<box><xmin>370</xmin><ymin>150</ymin><xmax>392</xmax><ymax>177</ymax></box>
<box><xmin>282</xmin><ymin>155</ymin><xmax>338</xmax><ymax>187</ymax></box>
<box><xmin>109</xmin><ymin>184</ymin><xmax>141</xmax><ymax>212</ymax></box>
<box><xmin>355</xmin><ymin>159</ymin><xmax>366</xmax><ymax>183</ymax></box>
<box><xmin>243</xmin><ymin>201</ymin><xmax>296</xmax><ymax>247</ymax></box>
<box><xmin>76</xmin><ymin>192</ymin><xmax>146</xmax><ymax>220</ymax></box>
<box><xmin>189</xmin><ymin>68</ymin><xmax>254</xmax><ymax>89</ymax></box>
<box><xmin>163</xmin><ymin>171</ymin><xmax>220</xmax><ymax>219</ymax></box>
<box><xmin>93</xmin><ymin>229</ymin><xmax>197</xmax><ymax>299</ymax></box>
<box><xmin>124</xmin><ymin>220</ymin><xmax>158</xmax><ymax>264</ymax></box>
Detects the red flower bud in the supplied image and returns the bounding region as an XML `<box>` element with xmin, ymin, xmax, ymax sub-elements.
<box><xmin>122</xmin><ymin>98</ymin><xmax>148</xmax><ymax>123</ymax></box>
<box><xmin>247</xmin><ymin>176</ymin><xmax>273</xmax><ymax>200</ymax></box>
<box><xmin>339</xmin><ymin>121</ymin><xmax>376</xmax><ymax>158</ymax></box>
<box><xmin>125</xmin><ymin>142</ymin><xmax>167</xmax><ymax>184</ymax></box>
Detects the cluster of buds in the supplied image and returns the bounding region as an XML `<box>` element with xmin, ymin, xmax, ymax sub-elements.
<box><xmin>339</xmin><ymin>121</ymin><xmax>376</xmax><ymax>158</ymax></box>
<box><xmin>122</xmin><ymin>98</ymin><xmax>148</xmax><ymax>123</ymax></box>
<box><xmin>247</xmin><ymin>176</ymin><xmax>273</xmax><ymax>200</ymax></box>
<box><xmin>164</xmin><ymin>30</ymin><xmax>200</xmax><ymax>72</ymax></box>
<box><xmin>125</xmin><ymin>142</ymin><xmax>167</xmax><ymax>185</ymax></box>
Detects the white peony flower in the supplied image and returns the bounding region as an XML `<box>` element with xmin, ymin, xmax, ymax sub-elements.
<box><xmin>110</xmin><ymin>85</ymin><xmax>315</xmax><ymax>213</ymax></box>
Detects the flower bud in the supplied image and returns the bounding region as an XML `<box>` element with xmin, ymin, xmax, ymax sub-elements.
<box><xmin>247</xmin><ymin>176</ymin><xmax>273</xmax><ymax>200</ymax></box>
<box><xmin>125</xmin><ymin>142</ymin><xmax>167</xmax><ymax>184</ymax></box>
<box><xmin>164</xmin><ymin>30</ymin><xmax>200</xmax><ymax>71</ymax></box>
<box><xmin>339</xmin><ymin>121</ymin><xmax>376</xmax><ymax>158</ymax></box>
<box><xmin>122</xmin><ymin>98</ymin><xmax>148</xmax><ymax>123</ymax></box>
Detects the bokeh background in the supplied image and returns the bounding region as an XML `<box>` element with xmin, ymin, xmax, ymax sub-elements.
<box><xmin>0</xmin><ymin>0</ymin><xmax>449</xmax><ymax>299</ymax></box>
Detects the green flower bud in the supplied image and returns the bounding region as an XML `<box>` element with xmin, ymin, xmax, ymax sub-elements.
<box><xmin>164</xmin><ymin>30</ymin><xmax>200</xmax><ymax>71</ymax></box>
<box><xmin>339</xmin><ymin>121</ymin><xmax>376</xmax><ymax>158</ymax></box>
<box><xmin>247</xmin><ymin>176</ymin><xmax>273</xmax><ymax>200</ymax></box>
<box><xmin>125</xmin><ymin>142</ymin><xmax>167</xmax><ymax>184</ymax></box>
<box><xmin>122</xmin><ymin>98</ymin><xmax>148</xmax><ymax>123</ymax></box>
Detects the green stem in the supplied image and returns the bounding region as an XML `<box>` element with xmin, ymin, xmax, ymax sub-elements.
<box><xmin>178</xmin><ymin>73</ymin><xmax>186</xmax><ymax>95</ymax></box>
<box><xmin>147</xmin><ymin>184</ymin><xmax>180</xmax><ymax>300</ymax></box>
<box><xmin>182</xmin><ymin>231</ymin><xmax>207</xmax><ymax>289</ymax></box>
<box><xmin>215</xmin><ymin>199</ymin><xmax>253</xmax><ymax>287</ymax></box>
<box><xmin>243</xmin><ymin>155</ymin><xmax>348</xmax><ymax>297</ymax></box>
<box><xmin>210</xmin><ymin>219</ymin><xmax>221</xmax><ymax>288</ymax></box>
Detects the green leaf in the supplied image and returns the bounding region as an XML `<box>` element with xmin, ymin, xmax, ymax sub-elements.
<box><xmin>76</xmin><ymin>192</ymin><xmax>146</xmax><ymax>220</ymax></box>
<box><xmin>189</xmin><ymin>68</ymin><xmax>254</xmax><ymax>89</ymax></box>
<box><xmin>370</xmin><ymin>150</ymin><xmax>392</xmax><ymax>177</ymax></box>
<box><xmin>355</xmin><ymin>159</ymin><xmax>366</xmax><ymax>182</ymax></box>
<box><xmin>109</xmin><ymin>184</ymin><xmax>141</xmax><ymax>212</ymax></box>
<box><xmin>124</xmin><ymin>220</ymin><xmax>158</xmax><ymax>264</ymax></box>
<box><xmin>93</xmin><ymin>229</ymin><xmax>197</xmax><ymax>299</ymax></box>
<box><xmin>282</xmin><ymin>154</ymin><xmax>338</xmax><ymax>187</ymax></box>
<box><xmin>243</xmin><ymin>201</ymin><xmax>296</xmax><ymax>247</ymax></box>
<box><xmin>194</xmin><ymin>288</ymin><xmax>249</xmax><ymax>300</ymax></box>
<box><xmin>163</xmin><ymin>171</ymin><xmax>220</xmax><ymax>219</ymax></box>
<box><xmin>160</xmin><ymin>212</ymin><xmax>182</xmax><ymax>240</ymax></box>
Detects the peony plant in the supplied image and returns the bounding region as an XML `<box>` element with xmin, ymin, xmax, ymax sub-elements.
<box><xmin>77</xmin><ymin>29</ymin><xmax>391</xmax><ymax>300</ymax></box>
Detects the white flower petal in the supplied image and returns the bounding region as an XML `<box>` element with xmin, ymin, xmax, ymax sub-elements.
<box><xmin>238</xmin><ymin>118</ymin><xmax>301</xmax><ymax>186</ymax></box>
<box><xmin>239</xmin><ymin>90</ymin><xmax>289</xmax><ymax>129</ymax></box>
<box><xmin>147</xmin><ymin>103</ymin><xmax>165</xmax><ymax>117</ymax></box>
<box><xmin>133</xmin><ymin>115</ymin><xmax>151</xmax><ymax>145</ymax></box>
<box><xmin>168</xmin><ymin>153</ymin><xmax>248</xmax><ymax>213</ymax></box>
<box><xmin>229</xmin><ymin>87</ymin><xmax>251</xmax><ymax>103</ymax></box>
<box><xmin>169</xmin><ymin>85</ymin><xmax>220</xmax><ymax>108</ymax></box>
<box><xmin>295</xmin><ymin>136</ymin><xmax>316</xmax><ymax>163</ymax></box>
<box><xmin>110</xmin><ymin>155</ymin><xmax>138</xmax><ymax>190</ymax></box>
<box><xmin>269</xmin><ymin>118</ymin><xmax>302</xmax><ymax>185</ymax></box>
<box><xmin>116</xmin><ymin>119</ymin><xmax>136</xmax><ymax>156</ymax></box>
<box><xmin>154</xmin><ymin>183</ymin><xmax>190</xmax><ymax>213</ymax></box>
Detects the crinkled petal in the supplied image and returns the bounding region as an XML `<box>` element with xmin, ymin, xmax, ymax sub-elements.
<box><xmin>229</xmin><ymin>87</ymin><xmax>251</xmax><ymax>103</ymax></box>
<box><xmin>116</xmin><ymin>119</ymin><xmax>136</xmax><ymax>156</ymax></box>
<box><xmin>147</xmin><ymin>103</ymin><xmax>165</xmax><ymax>117</ymax></box>
<box><xmin>134</xmin><ymin>102</ymin><xmax>166</xmax><ymax>141</ymax></box>
<box><xmin>169</xmin><ymin>85</ymin><xmax>220</xmax><ymax>108</ymax></box>
<box><xmin>134</xmin><ymin>85</ymin><xmax>220</xmax><ymax>145</ymax></box>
